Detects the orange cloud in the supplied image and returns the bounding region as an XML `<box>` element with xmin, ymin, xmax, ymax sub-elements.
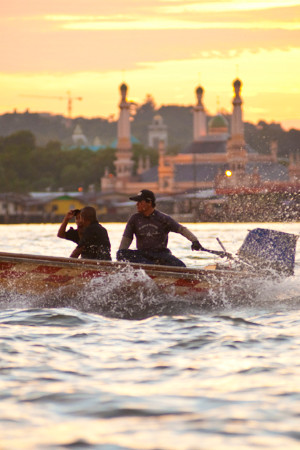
<box><xmin>0</xmin><ymin>0</ymin><xmax>299</xmax><ymax>126</ymax></box>
<box><xmin>0</xmin><ymin>27</ymin><xmax>299</xmax><ymax>72</ymax></box>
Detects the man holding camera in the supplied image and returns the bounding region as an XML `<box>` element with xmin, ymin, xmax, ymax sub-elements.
<box><xmin>58</xmin><ymin>207</ymin><xmax>111</xmax><ymax>261</ymax></box>
<box><xmin>57</xmin><ymin>208</ymin><xmax>83</xmax><ymax>244</ymax></box>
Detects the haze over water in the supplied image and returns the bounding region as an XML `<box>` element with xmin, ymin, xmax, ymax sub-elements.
<box><xmin>0</xmin><ymin>222</ymin><xmax>299</xmax><ymax>449</ymax></box>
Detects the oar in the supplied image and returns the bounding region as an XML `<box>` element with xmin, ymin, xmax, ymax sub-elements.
<box><xmin>192</xmin><ymin>238</ymin><xmax>234</xmax><ymax>259</ymax></box>
<box><xmin>216</xmin><ymin>237</ymin><xmax>226</xmax><ymax>253</ymax></box>
<box><xmin>200</xmin><ymin>247</ymin><xmax>234</xmax><ymax>259</ymax></box>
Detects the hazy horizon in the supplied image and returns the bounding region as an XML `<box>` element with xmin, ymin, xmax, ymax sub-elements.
<box><xmin>3</xmin><ymin>103</ymin><xmax>299</xmax><ymax>133</ymax></box>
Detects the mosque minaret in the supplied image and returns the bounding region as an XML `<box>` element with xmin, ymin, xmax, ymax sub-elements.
<box><xmin>117</xmin><ymin>83</ymin><xmax>131</xmax><ymax>150</ymax></box>
<box><xmin>193</xmin><ymin>86</ymin><xmax>207</xmax><ymax>141</ymax></box>
<box><xmin>114</xmin><ymin>83</ymin><xmax>134</xmax><ymax>188</ymax></box>
<box><xmin>231</xmin><ymin>78</ymin><xmax>244</xmax><ymax>138</ymax></box>
<box><xmin>226</xmin><ymin>78</ymin><xmax>247</xmax><ymax>180</ymax></box>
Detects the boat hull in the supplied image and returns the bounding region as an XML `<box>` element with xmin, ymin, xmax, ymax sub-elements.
<box><xmin>0</xmin><ymin>252</ymin><xmax>265</xmax><ymax>308</ymax></box>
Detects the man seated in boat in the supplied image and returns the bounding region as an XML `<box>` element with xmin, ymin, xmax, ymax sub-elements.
<box><xmin>117</xmin><ymin>189</ymin><xmax>203</xmax><ymax>267</ymax></box>
<box><xmin>69</xmin><ymin>206</ymin><xmax>111</xmax><ymax>261</ymax></box>
<box><xmin>57</xmin><ymin>209</ymin><xmax>83</xmax><ymax>244</ymax></box>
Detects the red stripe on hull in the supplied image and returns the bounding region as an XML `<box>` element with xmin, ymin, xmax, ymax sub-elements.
<box><xmin>32</xmin><ymin>265</ymin><xmax>61</xmax><ymax>274</ymax></box>
<box><xmin>0</xmin><ymin>270</ymin><xmax>26</xmax><ymax>279</ymax></box>
<box><xmin>44</xmin><ymin>275</ymin><xmax>74</xmax><ymax>284</ymax></box>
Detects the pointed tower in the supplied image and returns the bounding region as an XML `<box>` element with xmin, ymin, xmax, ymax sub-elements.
<box><xmin>117</xmin><ymin>83</ymin><xmax>131</xmax><ymax>150</ymax></box>
<box><xmin>114</xmin><ymin>83</ymin><xmax>134</xmax><ymax>188</ymax></box>
<box><xmin>231</xmin><ymin>78</ymin><xmax>244</xmax><ymax>138</ymax></box>
<box><xmin>226</xmin><ymin>79</ymin><xmax>247</xmax><ymax>184</ymax></box>
<box><xmin>193</xmin><ymin>86</ymin><xmax>207</xmax><ymax>141</ymax></box>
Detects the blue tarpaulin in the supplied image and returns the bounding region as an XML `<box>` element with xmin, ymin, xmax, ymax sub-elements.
<box><xmin>238</xmin><ymin>228</ymin><xmax>298</xmax><ymax>275</ymax></box>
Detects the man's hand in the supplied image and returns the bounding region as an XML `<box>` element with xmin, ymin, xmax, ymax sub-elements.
<box><xmin>191</xmin><ymin>240</ymin><xmax>203</xmax><ymax>251</ymax></box>
<box><xmin>57</xmin><ymin>210</ymin><xmax>75</xmax><ymax>238</ymax></box>
<box><xmin>65</xmin><ymin>210</ymin><xmax>75</xmax><ymax>221</ymax></box>
<box><xmin>219</xmin><ymin>251</ymin><xmax>233</xmax><ymax>259</ymax></box>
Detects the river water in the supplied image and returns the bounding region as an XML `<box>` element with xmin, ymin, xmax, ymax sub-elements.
<box><xmin>0</xmin><ymin>222</ymin><xmax>299</xmax><ymax>449</ymax></box>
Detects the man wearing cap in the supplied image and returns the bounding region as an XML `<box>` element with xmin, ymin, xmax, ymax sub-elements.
<box><xmin>117</xmin><ymin>189</ymin><xmax>203</xmax><ymax>267</ymax></box>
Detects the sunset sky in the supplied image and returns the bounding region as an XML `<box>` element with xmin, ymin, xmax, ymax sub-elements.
<box><xmin>1</xmin><ymin>0</ymin><xmax>300</xmax><ymax>129</ymax></box>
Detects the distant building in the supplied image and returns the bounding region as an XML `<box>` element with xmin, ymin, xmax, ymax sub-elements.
<box><xmin>70</xmin><ymin>124</ymin><xmax>106</xmax><ymax>152</ymax></box>
<box><xmin>101</xmin><ymin>80</ymin><xmax>300</xmax><ymax>196</ymax></box>
<box><xmin>25</xmin><ymin>192</ymin><xmax>107</xmax><ymax>222</ymax></box>
<box><xmin>0</xmin><ymin>193</ymin><xmax>27</xmax><ymax>223</ymax></box>
<box><xmin>43</xmin><ymin>194</ymin><xmax>85</xmax><ymax>217</ymax></box>
<box><xmin>72</xmin><ymin>124</ymin><xmax>88</xmax><ymax>147</ymax></box>
<box><xmin>148</xmin><ymin>115</ymin><xmax>168</xmax><ymax>149</ymax></box>
<box><xmin>87</xmin><ymin>136</ymin><xmax>106</xmax><ymax>152</ymax></box>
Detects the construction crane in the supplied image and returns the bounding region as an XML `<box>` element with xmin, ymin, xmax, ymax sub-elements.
<box><xmin>20</xmin><ymin>91</ymin><xmax>83</xmax><ymax>118</ymax></box>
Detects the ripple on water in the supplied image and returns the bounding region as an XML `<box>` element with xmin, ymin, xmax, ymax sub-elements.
<box><xmin>0</xmin><ymin>220</ymin><xmax>299</xmax><ymax>449</ymax></box>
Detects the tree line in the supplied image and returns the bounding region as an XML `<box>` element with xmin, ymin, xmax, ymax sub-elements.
<box><xmin>0</xmin><ymin>131</ymin><xmax>158</xmax><ymax>193</ymax></box>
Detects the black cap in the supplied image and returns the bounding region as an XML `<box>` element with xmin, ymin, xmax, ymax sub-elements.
<box><xmin>129</xmin><ymin>189</ymin><xmax>156</xmax><ymax>203</ymax></box>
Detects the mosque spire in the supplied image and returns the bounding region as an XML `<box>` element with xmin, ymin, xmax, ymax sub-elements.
<box><xmin>114</xmin><ymin>83</ymin><xmax>134</xmax><ymax>185</ymax></box>
<box><xmin>231</xmin><ymin>78</ymin><xmax>244</xmax><ymax>138</ymax></box>
<box><xmin>117</xmin><ymin>83</ymin><xmax>131</xmax><ymax>150</ymax></box>
<box><xmin>193</xmin><ymin>86</ymin><xmax>207</xmax><ymax>141</ymax></box>
<box><xmin>226</xmin><ymin>78</ymin><xmax>247</xmax><ymax>183</ymax></box>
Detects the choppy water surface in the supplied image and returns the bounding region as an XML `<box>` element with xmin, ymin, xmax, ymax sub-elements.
<box><xmin>0</xmin><ymin>222</ymin><xmax>299</xmax><ymax>449</ymax></box>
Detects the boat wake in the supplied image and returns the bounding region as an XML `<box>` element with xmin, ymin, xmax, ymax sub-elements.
<box><xmin>249</xmin><ymin>272</ymin><xmax>300</xmax><ymax>311</ymax></box>
<box><xmin>0</xmin><ymin>265</ymin><xmax>299</xmax><ymax>319</ymax></box>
